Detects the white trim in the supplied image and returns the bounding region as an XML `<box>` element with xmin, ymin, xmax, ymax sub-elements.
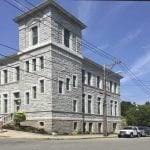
<box><xmin>24</xmin><ymin>91</ymin><xmax>30</xmax><ymax>105</ymax></box>
<box><xmin>31</xmin><ymin>85</ymin><xmax>38</xmax><ymax>100</ymax></box>
<box><xmin>39</xmin><ymin>78</ymin><xmax>45</xmax><ymax>94</ymax></box>
<box><xmin>65</xmin><ymin>76</ymin><xmax>71</xmax><ymax>91</ymax></box>
<box><xmin>72</xmin><ymin>74</ymin><xmax>78</xmax><ymax>88</ymax></box>
<box><xmin>58</xmin><ymin>78</ymin><xmax>64</xmax><ymax>95</ymax></box>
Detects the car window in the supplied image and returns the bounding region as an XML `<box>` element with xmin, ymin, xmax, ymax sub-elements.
<box><xmin>123</xmin><ymin>127</ymin><xmax>132</xmax><ymax>130</ymax></box>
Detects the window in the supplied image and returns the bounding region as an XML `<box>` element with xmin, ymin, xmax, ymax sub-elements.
<box><xmin>97</xmin><ymin>76</ymin><xmax>100</xmax><ymax>88</ymax></box>
<box><xmin>73</xmin><ymin>75</ymin><xmax>77</xmax><ymax>87</ymax></box>
<box><xmin>32</xmin><ymin>26</ymin><xmax>38</xmax><ymax>45</ymax></box>
<box><xmin>14</xmin><ymin>92</ymin><xmax>20</xmax><ymax>111</ymax></box>
<box><xmin>82</xmin><ymin>70</ymin><xmax>85</xmax><ymax>84</ymax></box>
<box><xmin>32</xmin><ymin>59</ymin><xmax>36</xmax><ymax>71</ymax></box>
<box><xmin>82</xmin><ymin>94</ymin><xmax>85</xmax><ymax>113</ymax></box>
<box><xmin>40</xmin><ymin>80</ymin><xmax>44</xmax><ymax>93</ymax></box>
<box><xmin>39</xmin><ymin>121</ymin><xmax>44</xmax><ymax>127</ymax></box>
<box><xmin>88</xmin><ymin>95</ymin><xmax>92</xmax><ymax>114</ymax></box>
<box><xmin>59</xmin><ymin>80</ymin><xmax>63</xmax><ymax>94</ymax></box>
<box><xmin>87</xmin><ymin>72</ymin><xmax>91</xmax><ymax>86</ymax></box>
<box><xmin>110</xmin><ymin>100</ymin><xmax>113</xmax><ymax>116</ymax></box>
<box><xmin>98</xmin><ymin>97</ymin><xmax>101</xmax><ymax>114</ymax></box>
<box><xmin>114</xmin><ymin>83</ymin><xmax>117</xmax><ymax>93</ymax></box>
<box><xmin>15</xmin><ymin>66</ymin><xmax>20</xmax><ymax>81</ymax></box>
<box><xmin>89</xmin><ymin>123</ymin><xmax>93</xmax><ymax>133</ymax></box>
<box><xmin>14</xmin><ymin>92</ymin><xmax>20</xmax><ymax>99</ymax></box>
<box><xmin>73</xmin><ymin>100</ymin><xmax>77</xmax><ymax>112</ymax></box>
<box><xmin>66</xmin><ymin>78</ymin><xmax>70</xmax><ymax>91</ymax></box>
<box><xmin>26</xmin><ymin>61</ymin><xmax>29</xmax><ymax>72</ymax></box>
<box><xmin>73</xmin><ymin>122</ymin><xmax>77</xmax><ymax>131</ymax></box>
<box><xmin>115</xmin><ymin>101</ymin><xmax>117</xmax><ymax>116</ymax></box>
<box><xmin>64</xmin><ymin>29</ymin><xmax>70</xmax><ymax>47</ymax></box>
<box><xmin>98</xmin><ymin>123</ymin><xmax>102</xmax><ymax>133</ymax></box>
<box><xmin>25</xmin><ymin>92</ymin><xmax>30</xmax><ymax>104</ymax></box>
<box><xmin>83</xmin><ymin>122</ymin><xmax>86</xmax><ymax>133</ymax></box>
<box><xmin>3</xmin><ymin>94</ymin><xmax>8</xmax><ymax>113</ymax></box>
<box><xmin>0</xmin><ymin>95</ymin><xmax>1</xmax><ymax>113</ymax></box>
<box><xmin>110</xmin><ymin>81</ymin><xmax>113</xmax><ymax>92</ymax></box>
<box><xmin>3</xmin><ymin>70</ymin><xmax>8</xmax><ymax>84</ymax></box>
<box><xmin>32</xmin><ymin>86</ymin><xmax>37</xmax><ymax>99</ymax></box>
<box><xmin>39</xmin><ymin>56</ymin><xmax>44</xmax><ymax>69</ymax></box>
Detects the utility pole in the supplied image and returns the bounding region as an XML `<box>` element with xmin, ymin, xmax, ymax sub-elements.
<box><xmin>103</xmin><ymin>61</ymin><xmax>121</xmax><ymax>137</ymax></box>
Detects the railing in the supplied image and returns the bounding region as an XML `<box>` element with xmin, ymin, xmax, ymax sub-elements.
<box><xmin>0</xmin><ymin>114</ymin><xmax>13</xmax><ymax>125</ymax></box>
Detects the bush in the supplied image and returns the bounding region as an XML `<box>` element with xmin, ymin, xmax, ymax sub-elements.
<box><xmin>71</xmin><ymin>131</ymin><xmax>78</xmax><ymax>135</ymax></box>
<box><xmin>13</xmin><ymin>112</ymin><xmax>26</xmax><ymax>126</ymax></box>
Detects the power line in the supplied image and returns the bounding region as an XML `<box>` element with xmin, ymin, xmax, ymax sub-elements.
<box><xmin>3</xmin><ymin>0</ymin><xmax>150</xmax><ymax>98</ymax></box>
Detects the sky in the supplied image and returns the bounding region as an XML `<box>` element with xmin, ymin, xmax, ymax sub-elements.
<box><xmin>0</xmin><ymin>0</ymin><xmax>150</xmax><ymax>104</ymax></box>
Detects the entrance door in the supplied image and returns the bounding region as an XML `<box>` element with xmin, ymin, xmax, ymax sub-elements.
<box><xmin>98</xmin><ymin>123</ymin><xmax>102</xmax><ymax>133</ymax></box>
<box><xmin>113</xmin><ymin>123</ymin><xmax>117</xmax><ymax>133</ymax></box>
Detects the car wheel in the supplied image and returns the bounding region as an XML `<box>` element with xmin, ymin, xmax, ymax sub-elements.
<box><xmin>137</xmin><ymin>133</ymin><xmax>141</xmax><ymax>137</ymax></box>
<box><xmin>130</xmin><ymin>133</ymin><xmax>133</xmax><ymax>138</ymax></box>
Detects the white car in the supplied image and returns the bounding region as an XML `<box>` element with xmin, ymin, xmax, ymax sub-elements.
<box><xmin>118</xmin><ymin>126</ymin><xmax>139</xmax><ymax>138</ymax></box>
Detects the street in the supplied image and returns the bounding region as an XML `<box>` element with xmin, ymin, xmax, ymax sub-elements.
<box><xmin>0</xmin><ymin>137</ymin><xmax>150</xmax><ymax>150</ymax></box>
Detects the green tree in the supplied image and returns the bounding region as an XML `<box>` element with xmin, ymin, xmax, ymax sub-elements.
<box><xmin>121</xmin><ymin>101</ymin><xmax>135</xmax><ymax>117</ymax></box>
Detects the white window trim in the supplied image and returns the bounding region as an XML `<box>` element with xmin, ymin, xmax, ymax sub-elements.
<box><xmin>24</xmin><ymin>90</ymin><xmax>30</xmax><ymax>105</ymax></box>
<box><xmin>39</xmin><ymin>55</ymin><xmax>45</xmax><ymax>70</ymax></box>
<box><xmin>1</xmin><ymin>92</ymin><xmax>9</xmax><ymax>114</ymax></box>
<box><xmin>58</xmin><ymin>78</ymin><xmax>64</xmax><ymax>94</ymax></box>
<box><xmin>65</xmin><ymin>76</ymin><xmax>71</xmax><ymax>91</ymax></box>
<box><xmin>72</xmin><ymin>74</ymin><xmax>78</xmax><ymax>88</ymax></box>
<box><xmin>29</xmin><ymin>22</ymin><xmax>40</xmax><ymax>47</ymax></box>
<box><xmin>31</xmin><ymin>85</ymin><xmax>38</xmax><ymax>100</ymax></box>
<box><xmin>72</xmin><ymin>99</ymin><xmax>78</xmax><ymax>113</ymax></box>
<box><xmin>39</xmin><ymin>78</ymin><xmax>45</xmax><ymax>94</ymax></box>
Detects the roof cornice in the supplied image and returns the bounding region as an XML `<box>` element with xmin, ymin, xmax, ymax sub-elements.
<box><xmin>13</xmin><ymin>0</ymin><xmax>86</xmax><ymax>29</ymax></box>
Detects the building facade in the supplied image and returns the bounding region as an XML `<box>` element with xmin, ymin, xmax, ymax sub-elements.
<box><xmin>0</xmin><ymin>0</ymin><xmax>122</xmax><ymax>134</ymax></box>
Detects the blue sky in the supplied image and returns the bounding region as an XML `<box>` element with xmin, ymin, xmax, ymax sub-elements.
<box><xmin>1</xmin><ymin>0</ymin><xmax>150</xmax><ymax>104</ymax></box>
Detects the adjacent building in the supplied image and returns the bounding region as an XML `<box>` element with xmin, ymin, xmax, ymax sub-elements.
<box><xmin>0</xmin><ymin>0</ymin><xmax>122</xmax><ymax>134</ymax></box>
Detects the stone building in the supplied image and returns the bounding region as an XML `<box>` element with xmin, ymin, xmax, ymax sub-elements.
<box><xmin>0</xmin><ymin>0</ymin><xmax>122</xmax><ymax>134</ymax></box>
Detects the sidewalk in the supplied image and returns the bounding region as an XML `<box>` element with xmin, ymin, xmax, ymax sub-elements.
<box><xmin>0</xmin><ymin>130</ymin><xmax>117</xmax><ymax>140</ymax></box>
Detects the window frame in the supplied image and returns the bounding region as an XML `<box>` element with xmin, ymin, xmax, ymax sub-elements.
<box><xmin>32</xmin><ymin>86</ymin><xmax>37</xmax><ymax>99</ymax></box>
<box><xmin>31</xmin><ymin>26</ymin><xmax>38</xmax><ymax>45</ymax></box>
<box><xmin>64</xmin><ymin>28</ymin><xmax>70</xmax><ymax>48</ymax></box>
<box><xmin>40</xmin><ymin>79</ymin><xmax>45</xmax><ymax>93</ymax></box>
<box><xmin>58</xmin><ymin>80</ymin><xmax>64</xmax><ymax>94</ymax></box>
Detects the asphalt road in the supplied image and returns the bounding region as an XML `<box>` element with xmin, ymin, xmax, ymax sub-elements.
<box><xmin>0</xmin><ymin>137</ymin><xmax>150</xmax><ymax>150</ymax></box>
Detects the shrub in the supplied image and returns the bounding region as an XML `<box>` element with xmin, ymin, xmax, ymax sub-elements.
<box><xmin>72</xmin><ymin>131</ymin><xmax>78</xmax><ymax>135</ymax></box>
<box><xmin>13</xmin><ymin>112</ymin><xmax>26</xmax><ymax>127</ymax></box>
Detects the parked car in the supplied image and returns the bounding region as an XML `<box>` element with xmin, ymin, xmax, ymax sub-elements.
<box><xmin>138</xmin><ymin>126</ymin><xmax>150</xmax><ymax>136</ymax></box>
<box><xmin>118</xmin><ymin>126</ymin><xmax>139</xmax><ymax>138</ymax></box>
<box><xmin>134</xmin><ymin>126</ymin><xmax>145</xmax><ymax>137</ymax></box>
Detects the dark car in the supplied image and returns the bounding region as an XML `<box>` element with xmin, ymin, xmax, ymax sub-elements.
<box><xmin>138</xmin><ymin>126</ymin><xmax>150</xmax><ymax>136</ymax></box>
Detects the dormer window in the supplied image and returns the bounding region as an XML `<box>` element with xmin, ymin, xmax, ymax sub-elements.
<box><xmin>64</xmin><ymin>29</ymin><xmax>70</xmax><ymax>47</ymax></box>
<box><xmin>32</xmin><ymin>26</ymin><xmax>38</xmax><ymax>45</ymax></box>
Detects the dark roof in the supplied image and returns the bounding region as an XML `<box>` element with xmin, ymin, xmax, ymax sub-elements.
<box><xmin>14</xmin><ymin>0</ymin><xmax>86</xmax><ymax>29</ymax></box>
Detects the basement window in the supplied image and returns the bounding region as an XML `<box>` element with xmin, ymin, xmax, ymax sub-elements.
<box><xmin>39</xmin><ymin>121</ymin><xmax>44</xmax><ymax>127</ymax></box>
